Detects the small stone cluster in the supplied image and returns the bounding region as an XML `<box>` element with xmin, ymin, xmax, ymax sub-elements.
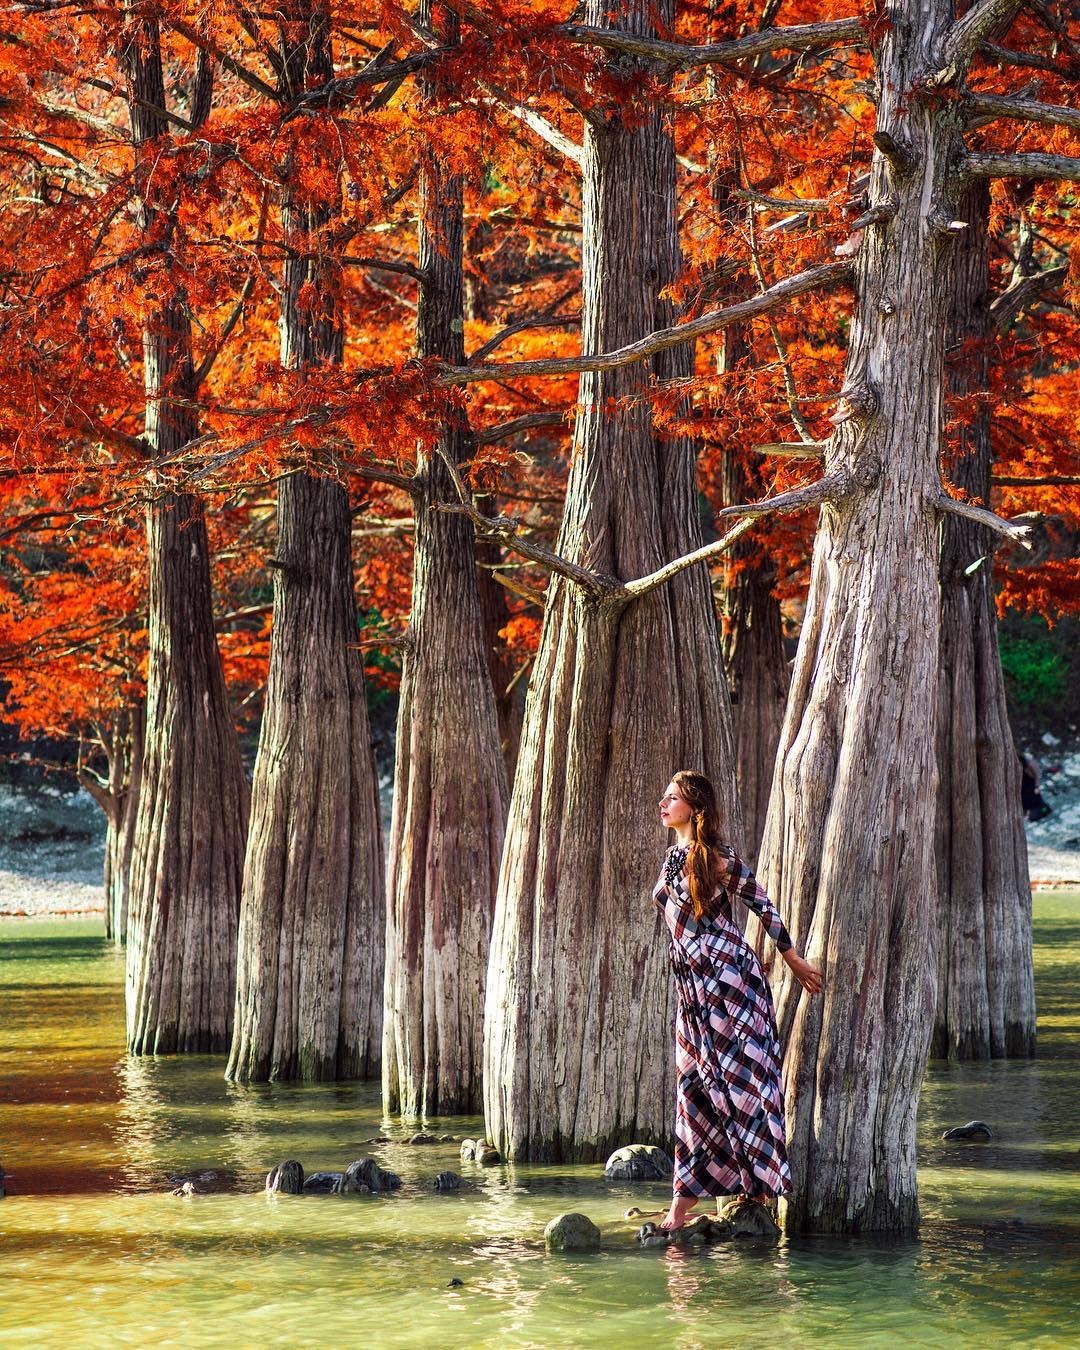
<box><xmin>459</xmin><ymin>1138</ymin><xmax>501</xmax><ymax>1166</ymax></box>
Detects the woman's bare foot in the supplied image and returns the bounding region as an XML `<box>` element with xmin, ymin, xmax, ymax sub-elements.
<box><xmin>659</xmin><ymin>1196</ymin><xmax>698</xmax><ymax>1231</ymax></box>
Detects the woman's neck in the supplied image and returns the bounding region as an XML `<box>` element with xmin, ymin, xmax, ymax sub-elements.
<box><xmin>674</xmin><ymin>827</ymin><xmax>694</xmax><ymax>849</ymax></box>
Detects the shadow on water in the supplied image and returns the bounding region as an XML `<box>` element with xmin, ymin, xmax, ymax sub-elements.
<box><xmin>1</xmin><ymin>903</ymin><xmax>1078</xmax><ymax>1348</ymax></box>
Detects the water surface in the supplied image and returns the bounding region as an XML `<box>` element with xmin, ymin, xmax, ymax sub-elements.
<box><xmin>2</xmin><ymin>898</ymin><xmax>1077</xmax><ymax>1348</ymax></box>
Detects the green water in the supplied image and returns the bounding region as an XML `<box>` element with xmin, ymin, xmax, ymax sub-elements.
<box><xmin>2</xmin><ymin>899</ymin><xmax>1078</xmax><ymax>1349</ymax></box>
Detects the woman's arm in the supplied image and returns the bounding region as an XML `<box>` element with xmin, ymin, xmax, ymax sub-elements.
<box><xmin>726</xmin><ymin>851</ymin><xmax>823</xmax><ymax>994</ymax></box>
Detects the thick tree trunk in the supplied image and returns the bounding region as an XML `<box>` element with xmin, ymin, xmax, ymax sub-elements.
<box><xmin>717</xmin><ymin>326</ymin><xmax>788</xmax><ymax>867</ymax></box>
<box><xmin>755</xmin><ymin>0</ymin><xmax>963</xmax><ymax>1235</ymax></box>
<box><xmin>103</xmin><ymin>703</ymin><xmax>144</xmax><ymax>944</ymax></box>
<box><xmin>227</xmin><ymin>5</ymin><xmax>384</xmax><ymax>1083</ymax></box>
<box><xmin>474</xmin><ymin>531</ymin><xmax>526</xmax><ymax>777</ymax></box>
<box><xmin>121</xmin><ymin>15</ymin><xmax>248</xmax><ymax>1054</ymax></box>
<box><xmin>708</xmin><ymin>20</ymin><xmax>789</xmax><ymax>870</ymax></box>
<box><xmin>933</xmin><ymin>180</ymin><xmax>1035</xmax><ymax>1060</ymax></box>
<box><xmin>483</xmin><ymin>0</ymin><xmax>739</xmax><ymax>1162</ymax></box>
<box><xmin>382</xmin><ymin>14</ymin><xmax>510</xmax><ymax>1116</ymax></box>
<box><xmin>229</xmin><ymin>474</ymin><xmax>384</xmax><ymax>1081</ymax></box>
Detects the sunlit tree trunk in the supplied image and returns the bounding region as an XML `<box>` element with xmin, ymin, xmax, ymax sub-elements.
<box><xmin>708</xmin><ymin>10</ymin><xmax>789</xmax><ymax>869</ymax></box>
<box><xmin>103</xmin><ymin>703</ymin><xmax>144</xmax><ymax>943</ymax></box>
<box><xmin>484</xmin><ymin>0</ymin><xmax>739</xmax><ymax>1162</ymax></box>
<box><xmin>382</xmin><ymin>2</ymin><xmax>509</xmax><ymax>1118</ymax></box>
<box><xmin>227</xmin><ymin>4</ymin><xmax>383</xmax><ymax>1082</ymax></box>
<box><xmin>754</xmin><ymin>0</ymin><xmax>985</xmax><ymax>1236</ymax></box>
<box><xmin>121</xmin><ymin>15</ymin><xmax>248</xmax><ymax>1054</ymax></box>
<box><xmin>934</xmin><ymin>179</ymin><xmax>1034</xmax><ymax>1060</ymax></box>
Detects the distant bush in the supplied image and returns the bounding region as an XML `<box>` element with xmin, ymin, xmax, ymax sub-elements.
<box><xmin>999</xmin><ymin>631</ymin><xmax>1067</xmax><ymax>712</ymax></box>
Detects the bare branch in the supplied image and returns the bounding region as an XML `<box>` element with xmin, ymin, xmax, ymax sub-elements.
<box><xmin>961</xmin><ymin>151</ymin><xmax>1080</xmax><ymax>181</ymax></box>
<box><xmin>474</xmin><ymin>412</ymin><xmax>568</xmax><ymax>445</ymax></box>
<box><xmin>486</xmin><ymin>85</ymin><xmax>584</xmax><ymax>166</ymax></box>
<box><xmin>936</xmin><ymin>493</ymin><xmax>1033</xmax><ymax>547</ymax></box>
<box><xmin>439</xmin><ymin>262</ymin><xmax>852</xmax><ymax>386</ymax></box>
<box><xmin>754</xmin><ymin>441</ymin><xmax>827</xmax><ymax>458</ymax></box>
<box><xmin>623</xmin><ymin>472</ymin><xmax>850</xmax><ymax>602</ymax></box>
<box><xmin>342</xmin><ymin>256</ymin><xmax>426</xmax><ymax>282</ymax></box>
<box><xmin>470</xmin><ymin>314</ymin><xmax>579</xmax><ymax>365</ymax></box>
<box><xmin>733</xmin><ymin>188</ymin><xmax>832</xmax><ymax>212</ymax></box>
<box><xmin>432</xmin><ymin>450</ymin><xmax>616</xmax><ymax>598</ymax></box>
<box><xmin>964</xmin><ymin>92</ymin><xmax>1080</xmax><ymax>133</ymax></box>
<box><xmin>355</xmin><ymin>464</ymin><xmax>417</xmax><ymax>493</ymax></box>
<box><xmin>990</xmin><ymin>262</ymin><xmax>1068</xmax><ymax>332</ymax></box>
<box><xmin>933</xmin><ymin>0</ymin><xmax>1024</xmax><ymax>84</ymax></box>
<box><xmin>166</xmin><ymin>19</ymin><xmax>281</xmax><ymax>103</ymax></box>
<box><xmin>559</xmin><ymin>18</ymin><xmax>866</xmax><ymax>68</ymax></box>
<box><xmin>980</xmin><ymin>40</ymin><xmax>1078</xmax><ymax>75</ymax></box>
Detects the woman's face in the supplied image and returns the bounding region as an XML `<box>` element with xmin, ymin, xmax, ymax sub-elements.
<box><xmin>659</xmin><ymin>781</ymin><xmax>692</xmax><ymax>831</ymax></box>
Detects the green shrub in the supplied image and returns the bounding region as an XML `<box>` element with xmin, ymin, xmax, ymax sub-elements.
<box><xmin>998</xmin><ymin>632</ymin><xmax>1066</xmax><ymax>711</ymax></box>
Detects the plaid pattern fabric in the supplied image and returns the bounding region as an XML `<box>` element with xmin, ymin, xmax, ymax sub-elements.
<box><xmin>653</xmin><ymin>844</ymin><xmax>794</xmax><ymax>1199</ymax></box>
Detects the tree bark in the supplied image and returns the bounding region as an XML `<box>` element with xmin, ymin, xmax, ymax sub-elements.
<box><xmin>474</xmin><ymin>529</ymin><xmax>526</xmax><ymax>777</ymax></box>
<box><xmin>103</xmin><ymin>703</ymin><xmax>144</xmax><ymax>944</ymax></box>
<box><xmin>227</xmin><ymin>4</ymin><xmax>384</xmax><ymax>1083</ymax></box>
<box><xmin>933</xmin><ymin>179</ymin><xmax>1035</xmax><ymax>1061</ymax></box>
<box><xmin>755</xmin><ymin>0</ymin><xmax>964</xmax><ymax>1235</ymax></box>
<box><xmin>121</xmin><ymin>14</ymin><xmax>249</xmax><ymax>1055</ymax></box>
<box><xmin>382</xmin><ymin>3</ymin><xmax>510</xmax><ymax>1118</ymax></box>
<box><xmin>719</xmin><ymin>453</ymin><xmax>788</xmax><ymax>869</ymax></box>
<box><xmin>483</xmin><ymin>0</ymin><xmax>740</xmax><ymax>1163</ymax></box>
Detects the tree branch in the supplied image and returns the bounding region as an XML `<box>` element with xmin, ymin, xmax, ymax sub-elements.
<box><xmin>559</xmin><ymin>18</ymin><xmax>866</xmax><ymax>68</ymax></box>
<box><xmin>622</xmin><ymin>472</ymin><xmax>850</xmax><ymax>602</ymax></box>
<box><xmin>469</xmin><ymin>314</ymin><xmax>579</xmax><ymax>365</ymax></box>
<box><xmin>439</xmin><ymin>262</ymin><xmax>852</xmax><ymax>386</ymax></box>
<box><xmin>484</xmin><ymin>85</ymin><xmax>584</xmax><ymax>166</ymax></box>
<box><xmin>963</xmin><ymin>92</ymin><xmax>1080</xmax><ymax>133</ymax></box>
<box><xmin>341</xmin><ymin>256</ymin><xmax>426</xmax><ymax>282</ymax></box>
<box><xmin>474</xmin><ymin>412</ymin><xmax>568</xmax><ymax>445</ymax></box>
<box><xmin>961</xmin><ymin>151</ymin><xmax>1080</xmax><ymax>181</ymax></box>
<box><xmin>980</xmin><ymin>39</ymin><xmax>1078</xmax><ymax>76</ymax></box>
<box><xmin>936</xmin><ymin>493</ymin><xmax>1033</xmax><ymax>547</ymax></box>
<box><xmin>934</xmin><ymin>0</ymin><xmax>1024</xmax><ymax>84</ymax></box>
<box><xmin>989</xmin><ymin>262</ymin><xmax>1068</xmax><ymax>332</ymax></box>
<box><xmin>432</xmin><ymin>448</ymin><xmax>617</xmax><ymax>598</ymax></box>
<box><xmin>166</xmin><ymin>19</ymin><xmax>281</xmax><ymax>103</ymax></box>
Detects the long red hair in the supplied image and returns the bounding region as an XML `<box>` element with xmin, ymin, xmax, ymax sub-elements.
<box><xmin>672</xmin><ymin>770</ymin><xmax>728</xmax><ymax>920</ymax></box>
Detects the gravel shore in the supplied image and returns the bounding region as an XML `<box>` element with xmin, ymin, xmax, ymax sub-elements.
<box><xmin>2</xmin><ymin>845</ymin><xmax>1076</xmax><ymax>920</ymax></box>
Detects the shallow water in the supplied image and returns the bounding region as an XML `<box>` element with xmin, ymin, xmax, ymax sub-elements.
<box><xmin>1</xmin><ymin>898</ymin><xmax>1078</xmax><ymax>1348</ymax></box>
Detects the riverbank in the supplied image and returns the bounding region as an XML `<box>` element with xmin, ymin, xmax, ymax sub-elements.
<box><xmin>2</xmin><ymin>844</ymin><xmax>1076</xmax><ymax>920</ymax></box>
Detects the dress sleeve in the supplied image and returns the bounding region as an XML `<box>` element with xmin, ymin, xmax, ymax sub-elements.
<box><xmin>725</xmin><ymin>849</ymin><xmax>793</xmax><ymax>953</ymax></box>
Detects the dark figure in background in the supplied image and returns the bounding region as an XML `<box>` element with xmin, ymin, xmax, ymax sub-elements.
<box><xmin>1020</xmin><ymin>751</ymin><xmax>1053</xmax><ymax>823</ymax></box>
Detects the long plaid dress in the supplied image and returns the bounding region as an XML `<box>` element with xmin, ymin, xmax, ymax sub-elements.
<box><xmin>652</xmin><ymin>843</ymin><xmax>793</xmax><ymax>1199</ymax></box>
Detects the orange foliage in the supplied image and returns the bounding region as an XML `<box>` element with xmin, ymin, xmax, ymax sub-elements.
<box><xmin>0</xmin><ymin>1</ymin><xmax>1076</xmax><ymax>753</ymax></box>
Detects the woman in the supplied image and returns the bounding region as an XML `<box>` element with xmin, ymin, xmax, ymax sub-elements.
<box><xmin>653</xmin><ymin>770</ymin><xmax>822</xmax><ymax>1231</ymax></box>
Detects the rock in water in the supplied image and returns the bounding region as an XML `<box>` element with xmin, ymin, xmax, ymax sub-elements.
<box><xmin>265</xmin><ymin>1160</ymin><xmax>304</xmax><ymax>1195</ymax></box>
<box><xmin>433</xmin><ymin>1171</ymin><xmax>461</xmax><ymax>1191</ymax></box>
<box><xmin>303</xmin><ymin>1171</ymin><xmax>343</xmax><ymax>1194</ymax></box>
<box><xmin>460</xmin><ymin>1139</ymin><xmax>477</xmax><ymax>1162</ymax></box>
<box><xmin>337</xmin><ymin>1158</ymin><xmax>402</xmax><ymax>1194</ymax></box>
<box><xmin>717</xmin><ymin>1198</ymin><xmax>781</xmax><ymax>1240</ymax></box>
<box><xmin>942</xmin><ymin>1120</ymin><xmax>994</xmax><ymax>1142</ymax></box>
<box><xmin>544</xmin><ymin>1213</ymin><xmax>601</xmax><ymax>1252</ymax></box>
<box><xmin>408</xmin><ymin>1133</ymin><xmax>438</xmax><ymax>1146</ymax></box>
<box><xmin>603</xmin><ymin>1144</ymin><xmax>674</xmax><ymax>1181</ymax></box>
<box><xmin>637</xmin><ymin>1222</ymin><xmax>671</xmax><ymax>1248</ymax></box>
<box><xmin>475</xmin><ymin>1142</ymin><xmax>501</xmax><ymax>1166</ymax></box>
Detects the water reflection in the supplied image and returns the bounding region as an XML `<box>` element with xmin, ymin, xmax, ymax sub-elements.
<box><xmin>2</xmin><ymin>910</ymin><xmax>1079</xmax><ymax>1349</ymax></box>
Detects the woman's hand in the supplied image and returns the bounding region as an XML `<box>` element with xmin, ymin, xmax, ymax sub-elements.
<box><xmin>783</xmin><ymin>949</ymin><xmax>823</xmax><ymax>995</ymax></box>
